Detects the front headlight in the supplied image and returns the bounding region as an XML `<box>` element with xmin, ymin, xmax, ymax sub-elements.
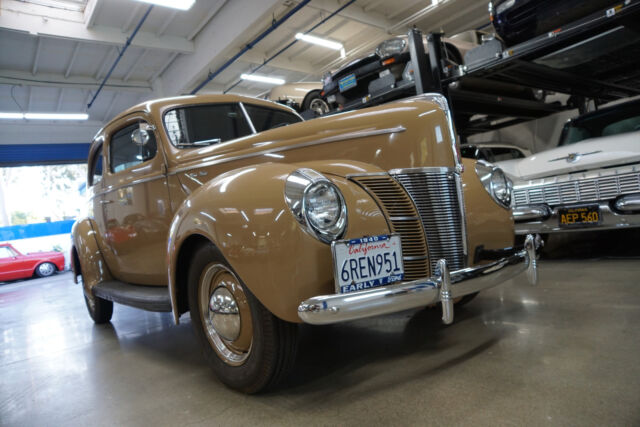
<box><xmin>375</xmin><ymin>38</ymin><xmax>407</xmax><ymax>58</ymax></box>
<box><xmin>285</xmin><ymin>168</ymin><xmax>347</xmax><ymax>243</ymax></box>
<box><xmin>475</xmin><ymin>161</ymin><xmax>512</xmax><ymax>208</ymax></box>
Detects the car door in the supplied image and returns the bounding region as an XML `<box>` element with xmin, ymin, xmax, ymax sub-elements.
<box><xmin>97</xmin><ymin>113</ymin><xmax>172</xmax><ymax>286</ymax></box>
<box><xmin>0</xmin><ymin>245</ymin><xmax>18</xmax><ymax>280</ymax></box>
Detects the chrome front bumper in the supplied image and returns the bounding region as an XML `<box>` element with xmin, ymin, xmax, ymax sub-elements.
<box><xmin>298</xmin><ymin>235</ymin><xmax>539</xmax><ymax>325</ymax></box>
<box><xmin>514</xmin><ymin>196</ymin><xmax>640</xmax><ymax>235</ymax></box>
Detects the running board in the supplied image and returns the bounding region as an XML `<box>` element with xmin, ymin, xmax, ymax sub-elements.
<box><xmin>93</xmin><ymin>281</ymin><xmax>172</xmax><ymax>312</ymax></box>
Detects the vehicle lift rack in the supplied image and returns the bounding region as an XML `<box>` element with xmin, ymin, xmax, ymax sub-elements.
<box><xmin>330</xmin><ymin>0</ymin><xmax>640</xmax><ymax>137</ymax></box>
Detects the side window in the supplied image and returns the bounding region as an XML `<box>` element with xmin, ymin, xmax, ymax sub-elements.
<box><xmin>89</xmin><ymin>144</ymin><xmax>104</xmax><ymax>187</ymax></box>
<box><xmin>163</xmin><ymin>104</ymin><xmax>252</xmax><ymax>148</ymax></box>
<box><xmin>242</xmin><ymin>104</ymin><xmax>302</xmax><ymax>132</ymax></box>
<box><xmin>109</xmin><ymin>122</ymin><xmax>157</xmax><ymax>173</ymax></box>
<box><xmin>0</xmin><ymin>247</ymin><xmax>15</xmax><ymax>258</ymax></box>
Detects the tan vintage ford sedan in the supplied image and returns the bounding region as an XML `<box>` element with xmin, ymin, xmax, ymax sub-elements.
<box><xmin>71</xmin><ymin>93</ymin><xmax>539</xmax><ymax>393</ymax></box>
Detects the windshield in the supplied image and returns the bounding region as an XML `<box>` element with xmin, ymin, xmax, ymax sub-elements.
<box><xmin>559</xmin><ymin>103</ymin><xmax>640</xmax><ymax>145</ymax></box>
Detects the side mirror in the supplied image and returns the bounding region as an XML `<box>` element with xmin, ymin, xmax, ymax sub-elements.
<box><xmin>131</xmin><ymin>129</ymin><xmax>150</xmax><ymax>146</ymax></box>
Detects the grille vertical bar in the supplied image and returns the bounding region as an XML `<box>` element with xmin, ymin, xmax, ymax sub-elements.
<box><xmin>392</xmin><ymin>169</ymin><xmax>466</xmax><ymax>272</ymax></box>
<box><xmin>351</xmin><ymin>175</ymin><xmax>430</xmax><ymax>280</ymax></box>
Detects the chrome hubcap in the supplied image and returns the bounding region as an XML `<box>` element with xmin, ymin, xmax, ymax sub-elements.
<box><xmin>39</xmin><ymin>263</ymin><xmax>54</xmax><ymax>276</ymax></box>
<box><xmin>310</xmin><ymin>98</ymin><xmax>329</xmax><ymax>115</ymax></box>
<box><xmin>199</xmin><ymin>264</ymin><xmax>252</xmax><ymax>366</ymax></box>
<box><xmin>208</xmin><ymin>287</ymin><xmax>240</xmax><ymax>341</ymax></box>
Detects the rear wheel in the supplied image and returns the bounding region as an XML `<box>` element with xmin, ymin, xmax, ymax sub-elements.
<box><xmin>35</xmin><ymin>262</ymin><xmax>56</xmax><ymax>277</ymax></box>
<box><xmin>188</xmin><ymin>244</ymin><xmax>298</xmax><ymax>393</ymax></box>
<box><xmin>80</xmin><ymin>274</ymin><xmax>113</xmax><ymax>324</ymax></box>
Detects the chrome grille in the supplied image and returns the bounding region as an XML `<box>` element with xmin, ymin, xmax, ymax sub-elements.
<box><xmin>513</xmin><ymin>171</ymin><xmax>640</xmax><ymax>207</ymax></box>
<box><xmin>392</xmin><ymin>169</ymin><xmax>466</xmax><ymax>272</ymax></box>
<box><xmin>351</xmin><ymin>176</ymin><xmax>429</xmax><ymax>280</ymax></box>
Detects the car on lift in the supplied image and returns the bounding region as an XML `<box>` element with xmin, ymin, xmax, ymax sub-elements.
<box><xmin>489</xmin><ymin>0</ymin><xmax>619</xmax><ymax>46</ymax></box>
<box><xmin>71</xmin><ymin>93</ymin><xmax>539</xmax><ymax>393</ymax></box>
<box><xmin>461</xmin><ymin>142</ymin><xmax>531</xmax><ymax>163</ymax></box>
<box><xmin>0</xmin><ymin>242</ymin><xmax>65</xmax><ymax>281</ymax></box>
<box><xmin>264</xmin><ymin>82</ymin><xmax>329</xmax><ymax>117</ymax></box>
<box><xmin>497</xmin><ymin>98</ymin><xmax>640</xmax><ymax>235</ymax></box>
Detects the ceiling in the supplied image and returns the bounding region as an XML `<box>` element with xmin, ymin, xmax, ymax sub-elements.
<box><xmin>0</xmin><ymin>0</ymin><xmax>491</xmax><ymax>147</ymax></box>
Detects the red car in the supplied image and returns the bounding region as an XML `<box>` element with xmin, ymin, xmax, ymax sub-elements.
<box><xmin>0</xmin><ymin>243</ymin><xmax>65</xmax><ymax>281</ymax></box>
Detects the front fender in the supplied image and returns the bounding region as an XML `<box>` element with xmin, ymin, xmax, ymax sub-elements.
<box><xmin>71</xmin><ymin>218</ymin><xmax>113</xmax><ymax>297</ymax></box>
<box><xmin>168</xmin><ymin>162</ymin><xmax>390</xmax><ymax>323</ymax></box>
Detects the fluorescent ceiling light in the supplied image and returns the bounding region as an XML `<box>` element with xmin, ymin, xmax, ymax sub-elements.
<box><xmin>240</xmin><ymin>74</ymin><xmax>285</xmax><ymax>85</ymax></box>
<box><xmin>133</xmin><ymin>0</ymin><xmax>195</xmax><ymax>11</ymax></box>
<box><xmin>0</xmin><ymin>112</ymin><xmax>89</xmax><ymax>120</ymax></box>
<box><xmin>295</xmin><ymin>33</ymin><xmax>343</xmax><ymax>50</ymax></box>
<box><xmin>0</xmin><ymin>113</ymin><xmax>25</xmax><ymax>119</ymax></box>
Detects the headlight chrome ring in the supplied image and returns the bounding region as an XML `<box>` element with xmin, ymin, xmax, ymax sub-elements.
<box><xmin>285</xmin><ymin>168</ymin><xmax>348</xmax><ymax>243</ymax></box>
<box><xmin>475</xmin><ymin>161</ymin><xmax>513</xmax><ymax>209</ymax></box>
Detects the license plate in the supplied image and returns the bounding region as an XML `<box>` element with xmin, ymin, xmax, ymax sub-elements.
<box><xmin>558</xmin><ymin>205</ymin><xmax>600</xmax><ymax>228</ymax></box>
<box><xmin>338</xmin><ymin>73</ymin><xmax>357</xmax><ymax>92</ymax></box>
<box><xmin>332</xmin><ymin>235</ymin><xmax>404</xmax><ymax>294</ymax></box>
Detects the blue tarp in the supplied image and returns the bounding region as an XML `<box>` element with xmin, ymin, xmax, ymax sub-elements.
<box><xmin>0</xmin><ymin>220</ymin><xmax>75</xmax><ymax>241</ymax></box>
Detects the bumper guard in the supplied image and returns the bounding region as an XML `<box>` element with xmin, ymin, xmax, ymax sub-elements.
<box><xmin>298</xmin><ymin>234</ymin><xmax>540</xmax><ymax>325</ymax></box>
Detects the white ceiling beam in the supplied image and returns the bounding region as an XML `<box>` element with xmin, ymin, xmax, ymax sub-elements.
<box><xmin>240</xmin><ymin>50</ymin><xmax>317</xmax><ymax>75</ymax></box>
<box><xmin>387</xmin><ymin>0</ymin><xmax>424</xmax><ymax>20</ymax></box>
<box><xmin>161</xmin><ymin>0</ymin><xmax>280</xmax><ymax>96</ymax></box>
<box><xmin>123</xmin><ymin>49</ymin><xmax>147</xmax><ymax>82</ymax></box>
<box><xmin>56</xmin><ymin>88</ymin><xmax>65</xmax><ymax>111</ymax></box>
<box><xmin>187</xmin><ymin>0</ymin><xmax>228</xmax><ymax>41</ymax></box>
<box><xmin>150</xmin><ymin>52</ymin><xmax>179</xmax><ymax>82</ymax></box>
<box><xmin>32</xmin><ymin>38</ymin><xmax>43</xmax><ymax>75</ymax></box>
<box><xmin>122</xmin><ymin>3</ymin><xmax>144</xmax><ymax>33</ymax></box>
<box><xmin>156</xmin><ymin>10</ymin><xmax>177</xmax><ymax>37</ymax></box>
<box><xmin>95</xmin><ymin>46</ymin><xmax>118</xmax><ymax>80</ymax></box>
<box><xmin>65</xmin><ymin>42</ymin><xmax>82</xmax><ymax>78</ymax></box>
<box><xmin>0</xmin><ymin>7</ymin><xmax>194</xmax><ymax>54</ymax></box>
<box><xmin>103</xmin><ymin>92</ymin><xmax>118</xmax><ymax>121</ymax></box>
<box><xmin>0</xmin><ymin>69</ymin><xmax>152</xmax><ymax>93</ymax></box>
<box><xmin>294</xmin><ymin>0</ymin><xmax>393</xmax><ymax>31</ymax></box>
<box><xmin>84</xmin><ymin>0</ymin><xmax>102</xmax><ymax>28</ymax></box>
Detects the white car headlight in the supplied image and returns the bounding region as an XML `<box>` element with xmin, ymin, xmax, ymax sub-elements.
<box><xmin>475</xmin><ymin>161</ymin><xmax>512</xmax><ymax>208</ymax></box>
<box><xmin>375</xmin><ymin>38</ymin><xmax>407</xmax><ymax>58</ymax></box>
<box><xmin>285</xmin><ymin>168</ymin><xmax>347</xmax><ymax>243</ymax></box>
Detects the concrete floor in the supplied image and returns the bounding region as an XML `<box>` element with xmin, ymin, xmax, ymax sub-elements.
<box><xmin>1</xmin><ymin>231</ymin><xmax>640</xmax><ymax>426</ymax></box>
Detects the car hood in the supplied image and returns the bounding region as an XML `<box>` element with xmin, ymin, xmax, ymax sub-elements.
<box><xmin>496</xmin><ymin>131</ymin><xmax>640</xmax><ymax>180</ymax></box>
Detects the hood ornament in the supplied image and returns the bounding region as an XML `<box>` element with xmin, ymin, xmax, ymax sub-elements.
<box><xmin>549</xmin><ymin>150</ymin><xmax>602</xmax><ymax>163</ymax></box>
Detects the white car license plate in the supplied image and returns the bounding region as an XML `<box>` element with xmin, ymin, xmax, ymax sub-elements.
<box><xmin>332</xmin><ymin>234</ymin><xmax>404</xmax><ymax>294</ymax></box>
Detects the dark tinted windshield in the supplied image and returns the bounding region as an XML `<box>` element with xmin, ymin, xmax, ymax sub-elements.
<box><xmin>559</xmin><ymin>102</ymin><xmax>640</xmax><ymax>145</ymax></box>
<box><xmin>163</xmin><ymin>103</ymin><xmax>252</xmax><ymax>148</ymax></box>
<box><xmin>243</xmin><ymin>104</ymin><xmax>302</xmax><ymax>132</ymax></box>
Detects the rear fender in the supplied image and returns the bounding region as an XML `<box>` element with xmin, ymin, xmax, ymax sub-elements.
<box><xmin>71</xmin><ymin>219</ymin><xmax>113</xmax><ymax>296</ymax></box>
<box><xmin>168</xmin><ymin>161</ymin><xmax>389</xmax><ymax>323</ymax></box>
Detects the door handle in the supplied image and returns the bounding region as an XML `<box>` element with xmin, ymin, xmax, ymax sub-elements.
<box><xmin>100</xmin><ymin>200</ymin><xmax>113</xmax><ymax>205</ymax></box>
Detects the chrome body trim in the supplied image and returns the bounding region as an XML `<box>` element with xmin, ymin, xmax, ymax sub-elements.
<box><xmin>514</xmin><ymin>201</ymin><xmax>640</xmax><ymax>234</ymax></box>
<box><xmin>168</xmin><ymin>126</ymin><xmax>407</xmax><ymax>175</ymax></box>
<box><xmin>298</xmin><ymin>235</ymin><xmax>539</xmax><ymax>325</ymax></box>
<box><xmin>388</xmin><ymin>166</ymin><xmax>453</xmax><ymax>175</ymax></box>
<box><xmin>94</xmin><ymin>174</ymin><xmax>166</xmax><ymax>197</ymax></box>
<box><xmin>238</xmin><ymin>102</ymin><xmax>257</xmax><ymax>134</ymax></box>
<box><xmin>615</xmin><ymin>193</ymin><xmax>640</xmax><ymax>212</ymax></box>
<box><xmin>513</xmin><ymin>205</ymin><xmax>550</xmax><ymax>221</ymax></box>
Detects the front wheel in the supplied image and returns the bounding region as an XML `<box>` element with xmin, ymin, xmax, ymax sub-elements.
<box><xmin>302</xmin><ymin>90</ymin><xmax>329</xmax><ymax>116</ymax></box>
<box><xmin>188</xmin><ymin>244</ymin><xmax>298</xmax><ymax>393</ymax></box>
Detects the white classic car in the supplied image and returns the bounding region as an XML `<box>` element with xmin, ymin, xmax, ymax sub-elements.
<box><xmin>496</xmin><ymin>99</ymin><xmax>640</xmax><ymax>234</ymax></box>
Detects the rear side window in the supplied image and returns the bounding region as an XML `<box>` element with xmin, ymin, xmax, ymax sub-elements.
<box><xmin>89</xmin><ymin>144</ymin><xmax>104</xmax><ymax>186</ymax></box>
<box><xmin>109</xmin><ymin>122</ymin><xmax>157</xmax><ymax>173</ymax></box>
<box><xmin>0</xmin><ymin>246</ymin><xmax>15</xmax><ymax>258</ymax></box>
<box><xmin>243</xmin><ymin>104</ymin><xmax>302</xmax><ymax>132</ymax></box>
<box><xmin>163</xmin><ymin>104</ymin><xmax>252</xmax><ymax>148</ymax></box>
